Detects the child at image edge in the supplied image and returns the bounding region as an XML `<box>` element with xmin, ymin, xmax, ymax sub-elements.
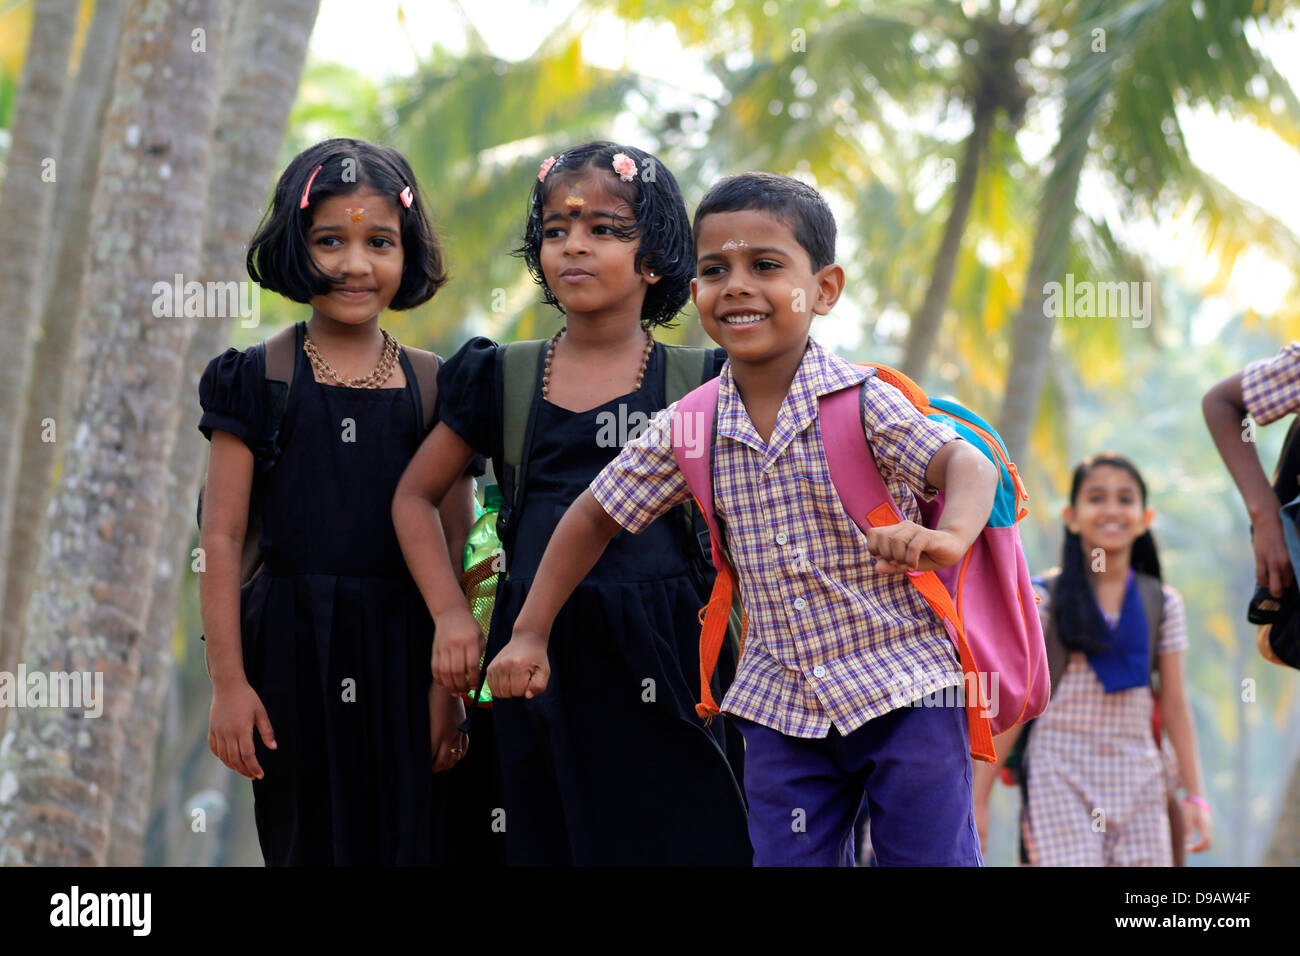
<box><xmin>488</xmin><ymin>172</ymin><xmax>999</xmax><ymax>866</ymax></box>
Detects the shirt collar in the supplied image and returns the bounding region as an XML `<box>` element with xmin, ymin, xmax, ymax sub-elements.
<box><xmin>717</xmin><ymin>338</ymin><xmax>873</xmax><ymax>454</ymax></box>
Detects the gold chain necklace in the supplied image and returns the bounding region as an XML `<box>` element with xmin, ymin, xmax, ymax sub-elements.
<box><xmin>541</xmin><ymin>326</ymin><xmax>655</xmax><ymax>399</ymax></box>
<box><xmin>303</xmin><ymin>328</ymin><xmax>400</xmax><ymax>388</ymax></box>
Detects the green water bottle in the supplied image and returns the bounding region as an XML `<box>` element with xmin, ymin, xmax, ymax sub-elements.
<box><xmin>461</xmin><ymin>484</ymin><xmax>503</xmax><ymax>706</ymax></box>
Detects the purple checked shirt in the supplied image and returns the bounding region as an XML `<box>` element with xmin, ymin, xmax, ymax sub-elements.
<box><xmin>1242</xmin><ymin>341</ymin><xmax>1300</xmax><ymax>426</ymax></box>
<box><xmin>589</xmin><ymin>338</ymin><xmax>965</xmax><ymax>739</ymax></box>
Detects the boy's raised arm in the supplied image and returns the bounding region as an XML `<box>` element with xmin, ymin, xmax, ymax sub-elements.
<box><xmin>487</xmin><ymin>491</ymin><xmax>622</xmax><ymax>698</ymax></box>
<box><xmin>868</xmin><ymin>439</ymin><xmax>996</xmax><ymax>573</ymax></box>
<box><xmin>926</xmin><ymin>439</ymin><xmax>997</xmax><ymax>543</ymax></box>
<box><xmin>1202</xmin><ymin>371</ymin><xmax>1292</xmax><ymax>597</ymax></box>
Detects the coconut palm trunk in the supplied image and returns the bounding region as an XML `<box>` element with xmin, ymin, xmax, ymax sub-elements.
<box><xmin>0</xmin><ymin>0</ymin><xmax>232</xmax><ymax>866</ymax></box>
<box><xmin>0</xmin><ymin>0</ymin><xmax>80</xmax><ymax>625</ymax></box>
<box><xmin>1265</xmin><ymin>751</ymin><xmax>1300</xmax><ymax>865</ymax></box>
<box><xmin>0</xmin><ymin>0</ymin><xmax>130</xmax><ymax>739</ymax></box>
<box><xmin>899</xmin><ymin>95</ymin><xmax>994</xmax><ymax>383</ymax></box>
<box><xmin>995</xmin><ymin>66</ymin><xmax>1105</xmax><ymax>464</ymax></box>
<box><xmin>107</xmin><ymin>0</ymin><xmax>322</xmax><ymax>865</ymax></box>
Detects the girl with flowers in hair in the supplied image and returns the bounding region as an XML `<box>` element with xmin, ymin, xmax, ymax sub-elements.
<box><xmin>393</xmin><ymin>141</ymin><xmax>752</xmax><ymax>865</ymax></box>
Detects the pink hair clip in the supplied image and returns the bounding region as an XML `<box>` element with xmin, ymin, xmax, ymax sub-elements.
<box><xmin>611</xmin><ymin>152</ymin><xmax>637</xmax><ymax>182</ymax></box>
<box><xmin>538</xmin><ymin>156</ymin><xmax>557</xmax><ymax>182</ymax></box>
<box><xmin>400</xmin><ymin>185</ymin><xmax>414</xmax><ymax>208</ymax></box>
<box><xmin>299</xmin><ymin>164</ymin><xmax>323</xmax><ymax>209</ymax></box>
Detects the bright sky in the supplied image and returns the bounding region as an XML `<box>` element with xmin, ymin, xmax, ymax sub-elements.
<box><xmin>309</xmin><ymin>0</ymin><xmax>1300</xmax><ymax>337</ymax></box>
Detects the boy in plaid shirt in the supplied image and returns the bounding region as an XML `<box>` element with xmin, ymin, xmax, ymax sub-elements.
<box><xmin>1204</xmin><ymin>343</ymin><xmax>1300</xmax><ymax>601</ymax></box>
<box><xmin>488</xmin><ymin>173</ymin><xmax>998</xmax><ymax>866</ymax></box>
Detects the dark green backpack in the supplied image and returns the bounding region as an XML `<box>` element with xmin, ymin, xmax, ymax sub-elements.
<box><xmin>492</xmin><ymin>340</ymin><xmax>742</xmax><ymax>654</ymax></box>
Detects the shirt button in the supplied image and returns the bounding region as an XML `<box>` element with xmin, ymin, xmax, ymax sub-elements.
<box><xmin>812</xmin><ymin>665</ymin><xmax>827</xmax><ymax>678</ymax></box>
<box><xmin>793</xmin><ymin>597</ymin><xmax>808</xmax><ymax>611</ymax></box>
<box><xmin>775</xmin><ymin>532</ymin><xmax>788</xmax><ymax>545</ymax></box>
<box><xmin>763</xmin><ymin>462</ymin><xmax>775</xmax><ymax>475</ymax></box>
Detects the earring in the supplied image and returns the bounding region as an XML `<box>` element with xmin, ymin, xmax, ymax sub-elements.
<box><xmin>648</xmin><ymin>271</ymin><xmax>656</xmax><ymax>277</ymax></box>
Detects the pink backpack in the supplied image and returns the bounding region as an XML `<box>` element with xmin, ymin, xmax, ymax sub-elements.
<box><xmin>670</xmin><ymin>363</ymin><xmax>1049</xmax><ymax>762</ymax></box>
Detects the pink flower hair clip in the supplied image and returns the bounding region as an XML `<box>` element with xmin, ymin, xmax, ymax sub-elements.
<box><xmin>538</xmin><ymin>156</ymin><xmax>557</xmax><ymax>181</ymax></box>
<box><xmin>611</xmin><ymin>152</ymin><xmax>637</xmax><ymax>182</ymax></box>
<box><xmin>400</xmin><ymin>186</ymin><xmax>414</xmax><ymax>208</ymax></box>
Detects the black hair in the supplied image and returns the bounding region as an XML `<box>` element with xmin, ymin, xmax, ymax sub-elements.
<box><xmin>515</xmin><ymin>141</ymin><xmax>692</xmax><ymax>328</ymax></box>
<box><xmin>246</xmin><ymin>137</ymin><xmax>445</xmax><ymax>309</ymax></box>
<box><xmin>1054</xmin><ymin>452</ymin><xmax>1163</xmax><ymax>656</ymax></box>
<box><xmin>692</xmin><ymin>171</ymin><xmax>837</xmax><ymax>271</ymax></box>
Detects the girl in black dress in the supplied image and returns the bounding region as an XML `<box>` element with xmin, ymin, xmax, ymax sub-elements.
<box><xmin>199</xmin><ymin>139</ymin><xmax>477</xmax><ymax>865</ymax></box>
<box><xmin>393</xmin><ymin>141</ymin><xmax>752</xmax><ymax>865</ymax></box>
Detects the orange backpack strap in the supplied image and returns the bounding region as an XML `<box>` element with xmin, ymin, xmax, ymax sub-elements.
<box><xmin>670</xmin><ymin>376</ymin><xmax>743</xmax><ymax>719</ymax></box>
<box><xmin>693</xmin><ymin>502</ymin><xmax>740</xmax><ymax>719</ymax></box>
<box><xmin>863</xmin><ymin>362</ymin><xmax>930</xmax><ymax>407</ymax></box>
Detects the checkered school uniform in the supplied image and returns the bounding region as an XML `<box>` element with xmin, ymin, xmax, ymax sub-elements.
<box><xmin>1023</xmin><ymin>582</ymin><xmax>1188</xmax><ymax>867</ymax></box>
<box><xmin>1242</xmin><ymin>341</ymin><xmax>1300</xmax><ymax>425</ymax></box>
<box><xmin>589</xmin><ymin>338</ymin><xmax>964</xmax><ymax>739</ymax></box>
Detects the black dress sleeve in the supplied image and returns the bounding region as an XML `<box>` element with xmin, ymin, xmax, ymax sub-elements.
<box><xmin>429</xmin><ymin>354</ymin><xmax>488</xmax><ymax>478</ymax></box>
<box><xmin>434</xmin><ymin>336</ymin><xmax>503</xmax><ymax>464</ymax></box>
<box><xmin>198</xmin><ymin>347</ymin><xmax>264</xmax><ymax>450</ymax></box>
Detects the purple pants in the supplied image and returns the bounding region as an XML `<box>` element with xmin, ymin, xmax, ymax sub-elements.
<box><xmin>735</xmin><ymin>698</ymin><xmax>983</xmax><ymax>866</ymax></box>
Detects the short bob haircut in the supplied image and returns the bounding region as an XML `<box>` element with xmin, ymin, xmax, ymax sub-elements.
<box><xmin>516</xmin><ymin>141</ymin><xmax>693</xmax><ymax>328</ymax></box>
<box><xmin>693</xmin><ymin>172</ymin><xmax>837</xmax><ymax>272</ymax></box>
<box><xmin>247</xmin><ymin>138</ymin><xmax>446</xmax><ymax>309</ymax></box>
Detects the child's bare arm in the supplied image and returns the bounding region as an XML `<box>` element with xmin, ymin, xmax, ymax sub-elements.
<box><xmin>487</xmin><ymin>491</ymin><xmax>622</xmax><ymax>699</ymax></box>
<box><xmin>1203</xmin><ymin>372</ymin><xmax>1292</xmax><ymax>596</ymax></box>
<box><xmin>440</xmin><ymin>470</ymin><xmax>477</xmax><ymax>578</ymax></box>
<box><xmin>200</xmin><ymin>430</ymin><xmax>276</xmax><ymax>780</ymax></box>
<box><xmin>868</xmin><ymin>440</ymin><xmax>996</xmax><ymax>573</ymax></box>
<box><xmin>1157</xmin><ymin>650</ymin><xmax>1211</xmax><ymax>852</ymax></box>
<box><xmin>392</xmin><ymin>423</ymin><xmax>482</xmax><ymax>694</ymax></box>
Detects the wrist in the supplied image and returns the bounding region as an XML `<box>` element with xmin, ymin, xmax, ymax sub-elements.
<box><xmin>1246</xmin><ymin>492</ymin><xmax>1281</xmax><ymax>524</ymax></box>
<box><xmin>935</xmin><ymin>522</ymin><xmax>978</xmax><ymax>551</ymax></box>
<box><xmin>210</xmin><ymin>669</ymin><xmax>250</xmax><ymax>692</ymax></box>
<box><xmin>433</xmin><ymin>605</ymin><xmax>478</xmax><ymax>632</ymax></box>
<box><xmin>1181</xmin><ymin>794</ymin><xmax>1210</xmax><ymax>814</ymax></box>
<box><xmin>511</xmin><ymin>619</ymin><xmax>550</xmax><ymax>644</ymax></box>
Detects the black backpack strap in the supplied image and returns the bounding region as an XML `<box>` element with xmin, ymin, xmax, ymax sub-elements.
<box><xmin>254</xmin><ymin>322</ymin><xmax>299</xmax><ymax>471</ymax></box>
<box><xmin>496</xmin><ymin>340</ymin><xmax>547</xmax><ymax>562</ymax></box>
<box><xmin>263</xmin><ymin>322</ymin><xmax>297</xmax><ymax>386</ymax></box>
<box><xmin>400</xmin><ymin>344</ymin><xmax>441</xmax><ymax>434</ymax></box>
<box><xmin>1136</xmin><ymin>571</ymin><xmax>1166</xmax><ymax>684</ymax></box>
<box><xmin>662</xmin><ymin>343</ymin><xmax>711</xmax><ymax>408</ymax></box>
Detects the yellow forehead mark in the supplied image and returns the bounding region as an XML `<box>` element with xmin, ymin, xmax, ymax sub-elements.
<box><xmin>345</xmin><ymin>206</ymin><xmax>366</xmax><ymax>222</ymax></box>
